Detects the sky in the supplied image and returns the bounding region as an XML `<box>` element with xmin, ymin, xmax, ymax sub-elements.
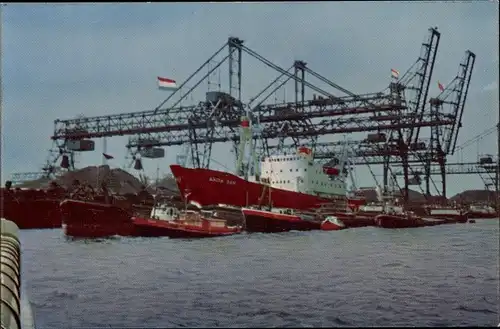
<box><xmin>1</xmin><ymin>2</ymin><xmax>499</xmax><ymax>196</ymax></box>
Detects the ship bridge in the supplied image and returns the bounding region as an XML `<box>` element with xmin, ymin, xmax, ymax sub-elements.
<box><xmin>259</xmin><ymin>147</ymin><xmax>346</xmax><ymax>197</ymax></box>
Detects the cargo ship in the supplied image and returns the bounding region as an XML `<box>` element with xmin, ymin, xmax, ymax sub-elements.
<box><xmin>170</xmin><ymin>116</ymin><xmax>365</xmax><ymax>211</ymax></box>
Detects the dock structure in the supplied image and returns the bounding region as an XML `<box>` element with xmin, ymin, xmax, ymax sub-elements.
<box><xmin>1</xmin><ymin>218</ymin><xmax>35</xmax><ymax>329</ymax></box>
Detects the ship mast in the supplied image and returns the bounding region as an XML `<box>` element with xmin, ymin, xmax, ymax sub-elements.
<box><xmin>338</xmin><ymin>136</ymin><xmax>352</xmax><ymax>184</ymax></box>
<box><xmin>235</xmin><ymin>115</ymin><xmax>252</xmax><ymax>178</ymax></box>
<box><xmin>251</xmin><ymin>118</ymin><xmax>262</xmax><ymax>181</ymax></box>
<box><xmin>347</xmin><ymin>157</ymin><xmax>357</xmax><ymax>192</ymax></box>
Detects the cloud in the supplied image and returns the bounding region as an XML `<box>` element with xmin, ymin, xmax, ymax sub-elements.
<box><xmin>1</xmin><ymin>2</ymin><xmax>499</xmax><ymax>195</ymax></box>
<box><xmin>482</xmin><ymin>81</ymin><xmax>498</xmax><ymax>92</ymax></box>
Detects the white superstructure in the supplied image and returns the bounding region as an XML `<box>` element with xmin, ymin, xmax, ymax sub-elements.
<box><xmin>256</xmin><ymin>146</ymin><xmax>347</xmax><ymax>197</ymax></box>
<box><xmin>150</xmin><ymin>204</ymin><xmax>180</xmax><ymax>221</ymax></box>
<box><xmin>428</xmin><ymin>207</ymin><xmax>461</xmax><ymax>216</ymax></box>
<box><xmin>469</xmin><ymin>204</ymin><xmax>496</xmax><ymax>214</ymax></box>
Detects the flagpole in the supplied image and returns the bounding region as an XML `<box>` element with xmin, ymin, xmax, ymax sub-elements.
<box><xmin>97</xmin><ymin>137</ymin><xmax>108</xmax><ymax>189</ymax></box>
<box><xmin>103</xmin><ymin>137</ymin><xmax>108</xmax><ymax>166</ymax></box>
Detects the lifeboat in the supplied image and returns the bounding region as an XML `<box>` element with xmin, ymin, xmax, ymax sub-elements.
<box><xmin>322</xmin><ymin>166</ymin><xmax>340</xmax><ymax>176</ymax></box>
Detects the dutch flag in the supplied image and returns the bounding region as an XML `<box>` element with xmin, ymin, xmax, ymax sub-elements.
<box><xmin>391</xmin><ymin>68</ymin><xmax>400</xmax><ymax>79</ymax></box>
<box><xmin>157</xmin><ymin>76</ymin><xmax>178</xmax><ymax>90</ymax></box>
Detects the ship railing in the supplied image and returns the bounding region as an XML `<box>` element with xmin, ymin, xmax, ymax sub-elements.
<box><xmin>1</xmin><ymin>218</ymin><xmax>36</xmax><ymax>329</ymax></box>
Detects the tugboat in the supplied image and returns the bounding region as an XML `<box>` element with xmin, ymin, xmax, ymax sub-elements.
<box><xmin>300</xmin><ymin>202</ymin><xmax>375</xmax><ymax>228</ymax></box>
<box><xmin>374</xmin><ymin>212</ymin><xmax>428</xmax><ymax>229</ymax></box>
<box><xmin>374</xmin><ymin>191</ymin><xmax>450</xmax><ymax>229</ymax></box>
<box><xmin>133</xmin><ymin>210</ymin><xmax>242</xmax><ymax>238</ymax></box>
<box><xmin>241</xmin><ymin>207</ymin><xmax>345</xmax><ymax>233</ymax></box>
<box><xmin>61</xmin><ymin>188</ymin><xmax>241</xmax><ymax>239</ymax></box>
<box><xmin>374</xmin><ymin>210</ymin><xmax>452</xmax><ymax>229</ymax></box>
<box><xmin>241</xmin><ymin>207</ymin><xmax>322</xmax><ymax>233</ymax></box>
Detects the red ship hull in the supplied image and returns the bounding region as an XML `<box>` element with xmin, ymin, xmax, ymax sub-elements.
<box><xmin>242</xmin><ymin>208</ymin><xmax>322</xmax><ymax>233</ymax></box>
<box><xmin>132</xmin><ymin>217</ymin><xmax>241</xmax><ymax>238</ymax></box>
<box><xmin>2</xmin><ymin>189</ymin><xmax>63</xmax><ymax>229</ymax></box>
<box><xmin>320</xmin><ymin>212</ymin><xmax>376</xmax><ymax>228</ymax></box>
<box><xmin>170</xmin><ymin>165</ymin><xmax>365</xmax><ymax>210</ymax></box>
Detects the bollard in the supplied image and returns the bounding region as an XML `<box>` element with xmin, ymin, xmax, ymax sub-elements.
<box><xmin>1</xmin><ymin>218</ymin><xmax>35</xmax><ymax>329</ymax></box>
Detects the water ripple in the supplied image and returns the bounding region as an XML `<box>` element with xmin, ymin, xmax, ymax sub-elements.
<box><xmin>19</xmin><ymin>219</ymin><xmax>500</xmax><ymax>328</ymax></box>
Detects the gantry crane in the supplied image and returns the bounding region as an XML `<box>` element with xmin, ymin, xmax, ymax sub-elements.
<box><xmin>12</xmin><ymin>28</ymin><xmax>462</xmax><ymax>199</ymax></box>
<box><xmin>47</xmin><ymin>36</ymin><xmax>412</xmax><ymax>171</ymax></box>
<box><xmin>393</xmin><ymin>160</ymin><xmax>498</xmax><ymax>193</ymax></box>
<box><xmin>393</xmin><ymin>125</ymin><xmax>498</xmax><ymax>194</ymax></box>
<box><xmin>422</xmin><ymin>50</ymin><xmax>476</xmax><ymax>197</ymax></box>
<box><xmin>7</xmin><ymin>33</ymin><xmax>398</xmax><ymax>182</ymax></box>
<box><xmin>272</xmin><ymin>46</ymin><xmax>476</xmax><ymax>200</ymax></box>
<box><xmin>264</xmin><ymin>27</ymin><xmax>442</xmax><ymax>201</ymax></box>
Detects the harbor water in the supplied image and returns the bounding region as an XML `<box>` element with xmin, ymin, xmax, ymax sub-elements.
<box><xmin>21</xmin><ymin>220</ymin><xmax>499</xmax><ymax>328</ymax></box>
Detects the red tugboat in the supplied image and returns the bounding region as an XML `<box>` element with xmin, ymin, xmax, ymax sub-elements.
<box><xmin>169</xmin><ymin>116</ymin><xmax>365</xmax><ymax>212</ymax></box>
<box><xmin>374</xmin><ymin>213</ymin><xmax>424</xmax><ymax>229</ymax></box>
<box><xmin>241</xmin><ymin>208</ymin><xmax>321</xmax><ymax>233</ymax></box>
<box><xmin>133</xmin><ymin>210</ymin><xmax>242</xmax><ymax>238</ymax></box>
<box><xmin>374</xmin><ymin>212</ymin><xmax>450</xmax><ymax>229</ymax></box>
<box><xmin>241</xmin><ymin>208</ymin><xmax>345</xmax><ymax>233</ymax></box>
<box><xmin>61</xmin><ymin>198</ymin><xmax>241</xmax><ymax>239</ymax></box>
<box><xmin>311</xmin><ymin>202</ymin><xmax>375</xmax><ymax>228</ymax></box>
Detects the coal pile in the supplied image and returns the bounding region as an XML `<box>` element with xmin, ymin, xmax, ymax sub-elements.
<box><xmin>450</xmin><ymin>189</ymin><xmax>499</xmax><ymax>204</ymax></box>
<box><xmin>150</xmin><ymin>174</ymin><xmax>180</xmax><ymax>196</ymax></box>
<box><xmin>357</xmin><ymin>187</ymin><xmax>498</xmax><ymax>205</ymax></box>
<box><xmin>16</xmin><ymin>165</ymin><xmax>146</xmax><ymax>195</ymax></box>
<box><xmin>355</xmin><ymin>188</ymin><xmax>427</xmax><ymax>202</ymax></box>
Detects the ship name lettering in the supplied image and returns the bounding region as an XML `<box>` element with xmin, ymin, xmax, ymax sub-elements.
<box><xmin>209</xmin><ymin>177</ymin><xmax>236</xmax><ymax>185</ymax></box>
<box><xmin>209</xmin><ymin>177</ymin><xmax>224</xmax><ymax>183</ymax></box>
